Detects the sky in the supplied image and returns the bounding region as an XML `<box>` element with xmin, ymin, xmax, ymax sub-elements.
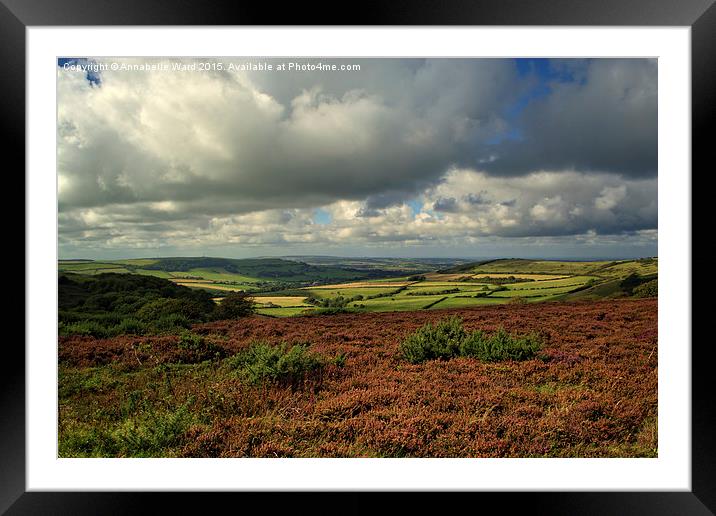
<box><xmin>57</xmin><ymin>58</ymin><xmax>657</xmax><ymax>260</ymax></box>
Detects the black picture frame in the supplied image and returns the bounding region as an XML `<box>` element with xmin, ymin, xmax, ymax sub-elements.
<box><xmin>6</xmin><ymin>0</ymin><xmax>712</xmax><ymax>513</ymax></box>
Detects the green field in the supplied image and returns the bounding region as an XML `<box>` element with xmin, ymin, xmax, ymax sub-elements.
<box><xmin>446</xmin><ymin>257</ymin><xmax>658</xmax><ymax>279</ymax></box>
<box><xmin>59</xmin><ymin>256</ymin><xmax>657</xmax><ymax>317</ymax></box>
<box><xmin>255</xmin><ymin>307</ymin><xmax>311</xmax><ymax>317</ymax></box>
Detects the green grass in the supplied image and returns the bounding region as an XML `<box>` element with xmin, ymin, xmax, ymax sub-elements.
<box><xmin>359</xmin><ymin>295</ymin><xmax>448</xmax><ymax>312</ymax></box>
<box><xmin>256</xmin><ymin>307</ymin><xmax>314</xmax><ymax>317</ymax></box>
<box><xmin>129</xmin><ymin>269</ymin><xmax>175</xmax><ymax>279</ymax></box>
<box><xmin>304</xmin><ymin>287</ymin><xmax>399</xmax><ymax>299</ymax></box>
<box><xmin>449</xmin><ymin>258</ymin><xmax>657</xmax><ymax>279</ymax></box>
<box><xmin>489</xmin><ymin>285</ymin><xmax>584</xmax><ymax>298</ymax></box>
<box><xmin>59</xmin><ymin>402</ymin><xmax>196</xmax><ymax>457</ymax></box>
<box><xmin>429</xmin><ymin>296</ymin><xmax>507</xmax><ymax>309</ymax></box>
<box><xmin>401</xmin><ymin>283</ymin><xmax>486</xmax><ymax>294</ymax></box>
<box><xmin>184</xmin><ymin>268</ymin><xmax>264</xmax><ymax>283</ymax></box>
<box><xmin>506</xmin><ymin>276</ymin><xmax>597</xmax><ymax>289</ymax></box>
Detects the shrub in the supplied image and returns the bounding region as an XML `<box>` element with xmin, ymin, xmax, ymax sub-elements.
<box><xmin>137</xmin><ymin>298</ymin><xmax>208</xmax><ymax>322</ymax></box>
<box><xmin>459</xmin><ymin>328</ymin><xmax>542</xmax><ymax>361</ymax></box>
<box><xmin>59</xmin><ymin>402</ymin><xmax>195</xmax><ymax>458</ymax></box>
<box><xmin>151</xmin><ymin>313</ymin><xmax>193</xmax><ymax>333</ymax></box>
<box><xmin>176</xmin><ymin>331</ymin><xmax>225</xmax><ymax>362</ymax></box>
<box><xmin>226</xmin><ymin>341</ymin><xmax>327</xmax><ymax>387</ymax></box>
<box><xmin>113</xmin><ymin>317</ymin><xmax>147</xmax><ymax>335</ymax></box>
<box><xmin>400</xmin><ymin>317</ymin><xmax>542</xmax><ymax>363</ymax></box>
<box><xmin>112</xmin><ymin>403</ymin><xmax>195</xmax><ymax>457</ymax></box>
<box><xmin>633</xmin><ymin>279</ymin><xmax>657</xmax><ymax>298</ymax></box>
<box><xmin>60</xmin><ymin>320</ymin><xmax>109</xmax><ymax>338</ymax></box>
<box><xmin>214</xmin><ymin>291</ymin><xmax>256</xmax><ymax>319</ymax></box>
<box><xmin>399</xmin><ymin>316</ymin><xmax>467</xmax><ymax>364</ymax></box>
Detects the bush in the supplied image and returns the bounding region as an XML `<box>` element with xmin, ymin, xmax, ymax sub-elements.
<box><xmin>59</xmin><ymin>402</ymin><xmax>195</xmax><ymax>458</ymax></box>
<box><xmin>399</xmin><ymin>316</ymin><xmax>467</xmax><ymax>363</ymax></box>
<box><xmin>113</xmin><ymin>403</ymin><xmax>195</xmax><ymax>457</ymax></box>
<box><xmin>214</xmin><ymin>291</ymin><xmax>256</xmax><ymax>319</ymax></box>
<box><xmin>633</xmin><ymin>279</ymin><xmax>657</xmax><ymax>298</ymax></box>
<box><xmin>113</xmin><ymin>317</ymin><xmax>147</xmax><ymax>335</ymax></box>
<box><xmin>151</xmin><ymin>313</ymin><xmax>193</xmax><ymax>333</ymax></box>
<box><xmin>400</xmin><ymin>317</ymin><xmax>542</xmax><ymax>363</ymax></box>
<box><xmin>137</xmin><ymin>298</ymin><xmax>208</xmax><ymax>322</ymax></box>
<box><xmin>59</xmin><ymin>320</ymin><xmax>109</xmax><ymax>338</ymax></box>
<box><xmin>227</xmin><ymin>341</ymin><xmax>327</xmax><ymax>387</ymax></box>
<box><xmin>459</xmin><ymin>328</ymin><xmax>542</xmax><ymax>361</ymax></box>
<box><xmin>176</xmin><ymin>331</ymin><xmax>225</xmax><ymax>362</ymax></box>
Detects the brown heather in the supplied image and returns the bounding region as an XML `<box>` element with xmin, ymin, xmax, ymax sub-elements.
<box><xmin>58</xmin><ymin>298</ymin><xmax>657</xmax><ymax>457</ymax></box>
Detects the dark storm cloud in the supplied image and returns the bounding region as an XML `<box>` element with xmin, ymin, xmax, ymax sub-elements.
<box><xmin>432</xmin><ymin>197</ymin><xmax>459</xmax><ymax>213</ymax></box>
<box><xmin>479</xmin><ymin>59</ymin><xmax>657</xmax><ymax>178</ymax></box>
<box><xmin>465</xmin><ymin>192</ymin><xmax>489</xmax><ymax>205</ymax></box>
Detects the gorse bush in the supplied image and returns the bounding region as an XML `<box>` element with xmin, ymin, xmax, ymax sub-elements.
<box><xmin>399</xmin><ymin>316</ymin><xmax>467</xmax><ymax>363</ymax></box>
<box><xmin>459</xmin><ymin>328</ymin><xmax>542</xmax><ymax>362</ymax></box>
<box><xmin>400</xmin><ymin>317</ymin><xmax>542</xmax><ymax>363</ymax></box>
<box><xmin>227</xmin><ymin>341</ymin><xmax>328</xmax><ymax>387</ymax></box>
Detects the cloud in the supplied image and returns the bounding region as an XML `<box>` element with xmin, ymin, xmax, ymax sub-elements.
<box><xmin>478</xmin><ymin>59</ymin><xmax>657</xmax><ymax>178</ymax></box>
<box><xmin>56</xmin><ymin>58</ymin><xmax>658</xmax><ymax>257</ymax></box>
<box><xmin>59</xmin><ymin>168</ymin><xmax>657</xmax><ymax>254</ymax></box>
<box><xmin>58</xmin><ymin>58</ymin><xmax>520</xmax><ymax>215</ymax></box>
<box><xmin>419</xmin><ymin>169</ymin><xmax>657</xmax><ymax>238</ymax></box>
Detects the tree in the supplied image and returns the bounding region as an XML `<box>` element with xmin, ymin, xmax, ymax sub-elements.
<box><xmin>215</xmin><ymin>291</ymin><xmax>256</xmax><ymax>319</ymax></box>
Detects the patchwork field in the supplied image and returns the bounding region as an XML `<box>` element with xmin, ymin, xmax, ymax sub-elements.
<box><xmin>59</xmin><ymin>257</ymin><xmax>657</xmax><ymax>317</ymax></box>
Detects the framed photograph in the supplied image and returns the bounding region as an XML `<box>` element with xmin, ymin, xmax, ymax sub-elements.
<box><xmin>8</xmin><ymin>0</ymin><xmax>712</xmax><ymax>513</ymax></box>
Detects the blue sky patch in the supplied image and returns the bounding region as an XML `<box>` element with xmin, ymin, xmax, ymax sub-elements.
<box><xmin>313</xmin><ymin>208</ymin><xmax>332</xmax><ymax>225</ymax></box>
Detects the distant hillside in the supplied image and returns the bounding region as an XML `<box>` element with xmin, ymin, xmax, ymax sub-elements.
<box><xmin>281</xmin><ymin>256</ymin><xmax>470</xmax><ymax>272</ymax></box>
<box><xmin>58</xmin><ymin>256</ymin><xmax>414</xmax><ymax>286</ymax></box>
<box><xmin>439</xmin><ymin>257</ymin><xmax>657</xmax><ymax>279</ymax></box>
